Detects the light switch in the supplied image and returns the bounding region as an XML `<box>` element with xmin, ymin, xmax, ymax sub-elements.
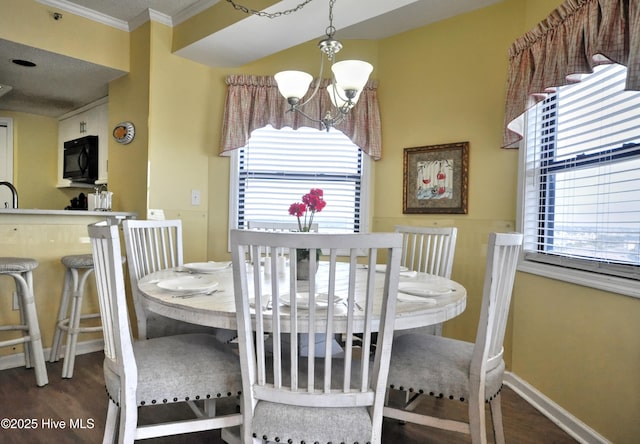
<box><xmin>191</xmin><ymin>189</ymin><xmax>201</xmax><ymax>206</ymax></box>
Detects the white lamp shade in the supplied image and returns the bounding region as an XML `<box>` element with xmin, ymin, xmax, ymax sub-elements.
<box><xmin>331</xmin><ymin>60</ymin><xmax>373</xmax><ymax>91</ymax></box>
<box><xmin>274</xmin><ymin>70</ymin><xmax>313</xmax><ymax>99</ymax></box>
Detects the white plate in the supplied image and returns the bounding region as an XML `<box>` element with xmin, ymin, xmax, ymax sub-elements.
<box><xmin>157</xmin><ymin>276</ymin><xmax>219</xmax><ymax>292</ymax></box>
<box><xmin>375</xmin><ymin>264</ymin><xmax>409</xmax><ymax>273</ymax></box>
<box><xmin>397</xmin><ymin>282</ymin><xmax>453</xmax><ymax>297</ymax></box>
<box><xmin>280</xmin><ymin>292</ymin><xmax>342</xmax><ymax>309</ymax></box>
<box><xmin>183</xmin><ymin>261</ymin><xmax>231</xmax><ymax>273</ymax></box>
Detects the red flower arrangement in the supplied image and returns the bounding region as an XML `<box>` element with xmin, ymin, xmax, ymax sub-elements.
<box><xmin>288</xmin><ymin>188</ymin><xmax>326</xmax><ymax>232</ymax></box>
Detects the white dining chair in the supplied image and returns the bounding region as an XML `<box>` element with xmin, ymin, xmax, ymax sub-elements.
<box><xmin>246</xmin><ymin>220</ymin><xmax>318</xmax><ymax>232</ymax></box>
<box><xmin>122</xmin><ymin>219</ymin><xmax>234</xmax><ymax>342</ymax></box>
<box><xmin>246</xmin><ymin>220</ymin><xmax>324</xmax><ymax>355</ymax></box>
<box><xmin>246</xmin><ymin>220</ymin><xmax>319</xmax><ymax>264</ymax></box>
<box><xmin>394</xmin><ymin>225</ymin><xmax>458</xmax><ymax>336</ymax></box>
<box><xmin>228</xmin><ymin>229</ymin><xmax>403</xmax><ymax>444</ymax></box>
<box><xmin>395</xmin><ymin>225</ymin><xmax>457</xmax><ymax>278</ymax></box>
<box><xmin>88</xmin><ymin>222</ymin><xmax>243</xmax><ymax>443</ymax></box>
<box><xmin>384</xmin><ymin>232</ymin><xmax>523</xmax><ymax>444</ymax></box>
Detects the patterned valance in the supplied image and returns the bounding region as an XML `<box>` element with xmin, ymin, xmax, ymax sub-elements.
<box><xmin>220</xmin><ymin>75</ymin><xmax>382</xmax><ymax>159</ymax></box>
<box><xmin>503</xmin><ymin>0</ymin><xmax>640</xmax><ymax>147</ymax></box>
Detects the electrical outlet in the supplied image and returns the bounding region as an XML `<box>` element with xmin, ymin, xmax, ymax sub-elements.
<box><xmin>191</xmin><ymin>189</ymin><xmax>201</xmax><ymax>206</ymax></box>
<box><xmin>148</xmin><ymin>209</ymin><xmax>166</xmax><ymax>220</ymax></box>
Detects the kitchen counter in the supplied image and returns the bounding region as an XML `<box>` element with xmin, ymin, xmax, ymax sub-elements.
<box><xmin>0</xmin><ymin>209</ymin><xmax>136</xmax><ymax>366</ymax></box>
<box><xmin>0</xmin><ymin>208</ymin><xmax>135</xmax><ymax>218</ymax></box>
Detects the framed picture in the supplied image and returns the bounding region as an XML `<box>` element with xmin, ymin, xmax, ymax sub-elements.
<box><xmin>403</xmin><ymin>142</ymin><xmax>469</xmax><ymax>214</ymax></box>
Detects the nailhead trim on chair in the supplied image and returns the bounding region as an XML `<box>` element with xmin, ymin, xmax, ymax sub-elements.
<box><xmin>106</xmin><ymin>388</ymin><xmax>120</xmax><ymax>408</ymax></box>
<box><xmin>106</xmin><ymin>386</ymin><xmax>241</xmax><ymax>407</ymax></box>
<box><xmin>388</xmin><ymin>383</ymin><xmax>503</xmax><ymax>403</ymax></box>
<box><xmin>251</xmin><ymin>435</ymin><xmax>369</xmax><ymax>444</ymax></box>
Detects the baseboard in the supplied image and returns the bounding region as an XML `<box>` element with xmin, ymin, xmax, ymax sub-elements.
<box><xmin>0</xmin><ymin>339</ymin><xmax>104</xmax><ymax>371</ymax></box>
<box><xmin>504</xmin><ymin>372</ymin><xmax>610</xmax><ymax>444</ymax></box>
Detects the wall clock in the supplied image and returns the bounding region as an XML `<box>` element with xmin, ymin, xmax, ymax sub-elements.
<box><xmin>113</xmin><ymin>121</ymin><xmax>135</xmax><ymax>144</ymax></box>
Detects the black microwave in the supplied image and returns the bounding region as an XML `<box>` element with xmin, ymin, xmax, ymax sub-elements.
<box><xmin>63</xmin><ymin>136</ymin><xmax>99</xmax><ymax>183</ymax></box>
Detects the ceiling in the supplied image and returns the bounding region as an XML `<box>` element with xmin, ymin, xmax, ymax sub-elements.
<box><xmin>0</xmin><ymin>0</ymin><xmax>501</xmax><ymax>118</ymax></box>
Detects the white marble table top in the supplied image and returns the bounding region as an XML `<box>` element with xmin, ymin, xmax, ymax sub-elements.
<box><xmin>138</xmin><ymin>262</ymin><xmax>466</xmax><ymax>333</ymax></box>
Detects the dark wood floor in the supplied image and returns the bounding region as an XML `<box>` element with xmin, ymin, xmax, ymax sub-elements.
<box><xmin>0</xmin><ymin>351</ymin><xmax>578</xmax><ymax>443</ymax></box>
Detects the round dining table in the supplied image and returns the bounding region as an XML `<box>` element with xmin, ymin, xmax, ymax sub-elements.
<box><xmin>137</xmin><ymin>261</ymin><xmax>467</xmax><ymax>334</ymax></box>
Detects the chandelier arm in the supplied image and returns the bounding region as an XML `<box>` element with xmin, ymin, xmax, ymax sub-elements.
<box><xmin>286</xmin><ymin>104</ymin><xmax>343</xmax><ymax>131</ymax></box>
<box><xmin>328</xmin><ymin>76</ymin><xmax>354</xmax><ymax>107</ymax></box>
<box><xmin>296</xmin><ymin>52</ymin><xmax>327</xmax><ymax>109</ymax></box>
<box><xmin>289</xmin><ymin>105</ymin><xmax>328</xmax><ymax>130</ymax></box>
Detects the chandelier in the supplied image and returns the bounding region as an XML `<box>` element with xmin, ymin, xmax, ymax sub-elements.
<box><xmin>226</xmin><ymin>0</ymin><xmax>373</xmax><ymax>130</ymax></box>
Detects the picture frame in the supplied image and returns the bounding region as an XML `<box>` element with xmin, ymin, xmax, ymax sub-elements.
<box><xmin>403</xmin><ymin>142</ymin><xmax>469</xmax><ymax>214</ymax></box>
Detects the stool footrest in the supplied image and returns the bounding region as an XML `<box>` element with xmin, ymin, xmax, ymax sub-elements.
<box><xmin>0</xmin><ymin>335</ymin><xmax>32</xmax><ymax>348</ymax></box>
<box><xmin>56</xmin><ymin>313</ymin><xmax>102</xmax><ymax>332</ymax></box>
<box><xmin>0</xmin><ymin>324</ymin><xmax>28</xmax><ymax>332</ymax></box>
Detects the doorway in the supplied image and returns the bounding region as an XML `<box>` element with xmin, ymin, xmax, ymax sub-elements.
<box><xmin>0</xmin><ymin>117</ymin><xmax>14</xmax><ymax>208</ymax></box>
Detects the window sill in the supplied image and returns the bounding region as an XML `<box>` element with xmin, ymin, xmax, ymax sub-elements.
<box><xmin>517</xmin><ymin>260</ymin><xmax>640</xmax><ymax>299</ymax></box>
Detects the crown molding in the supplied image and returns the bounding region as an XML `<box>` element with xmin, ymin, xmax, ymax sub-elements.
<box><xmin>36</xmin><ymin>0</ymin><xmax>129</xmax><ymax>31</ymax></box>
<box><xmin>36</xmin><ymin>0</ymin><xmax>218</xmax><ymax>31</ymax></box>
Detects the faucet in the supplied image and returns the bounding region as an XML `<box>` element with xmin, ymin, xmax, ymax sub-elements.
<box><xmin>0</xmin><ymin>181</ymin><xmax>18</xmax><ymax>209</ymax></box>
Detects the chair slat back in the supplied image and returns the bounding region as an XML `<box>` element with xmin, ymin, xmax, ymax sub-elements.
<box><xmin>88</xmin><ymin>223</ymin><xmax>136</xmax><ymax>380</ymax></box>
<box><xmin>473</xmin><ymin>232</ymin><xmax>523</xmax><ymax>372</ymax></box>
<box><xmin>247</xmin><ymin>221</ymin><xmax>319</xmax><ymax>233</ymax></box>
<box><xmin>230</xmin><ymin>230</ymin><xmax>402</xmax><ymax>444</ymax></box>
<box><xmin>122</xmin><ymin>219</ymin><xmax>183</xmax><ymax>338</ymax></box>
<box><xmin>395</xmin><ymin>225</ymin><xmax>457</xmax><ymax>278</ymax></box>
<box><xmin>123</xmin><ymin>219</ymin><xmax>183</xmax><ymax>279</ymax></box>
<box><xmin>246</xmin><ymin>221</ymin><xmax>319</xmax><ymax>262</ymax></box>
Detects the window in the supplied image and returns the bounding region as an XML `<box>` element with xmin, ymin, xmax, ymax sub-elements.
<box><xmin>520</xmin><ymin>63</ymin><xmax>640</xmax><ymax>285</ymax></box>
<box><xmin>229</xmin><ymin>125</ymin><xmax>369</xmax><ymax>235</ymax></box>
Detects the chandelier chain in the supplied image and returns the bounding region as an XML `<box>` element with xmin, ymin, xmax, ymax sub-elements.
<box><xmin>225</xmin><ymin>0</ymin><xmax>315</xmax><ymax>19</ymax></box>
<box><xmin>326</xmin><ymin>0</ymin><xmax>336</xmax><ymax>37</ymax></box>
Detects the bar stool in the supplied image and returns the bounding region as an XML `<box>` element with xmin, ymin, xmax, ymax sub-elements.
<box><xmin>49</xmin><ymin>254</ymin><xmax>102</xmax><ymax>379</ymax></box>
<box><xmin>0</xmin><ymin>257</ymin><xmax>48</xmax><ymax>386</ymax></box>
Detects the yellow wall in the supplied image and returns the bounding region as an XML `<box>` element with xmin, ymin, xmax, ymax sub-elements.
<box><xmin>107</xmin><ymin>22</ymin><xmax>151</xmax><ymax>221</ymax></box>
<box><xmin>145</xmin><ymin>22</ymin><xmax>222</xmax><ymax>261</ymax></box>
<box><xmin>374</xmin><ymin>0</ymin><xmax>523</xmax><ymax>347</ymax></box>
<box><xmin>512</xmin><ymin>274</ymin><xmax>640</xmax><ymax>442</ymax></box>
<box><xmin>0</xmin><ymin>0</ymin><xmax>128</xmax><ymax>71</ymax></box>
<box><xmin>1</xmin><ymin>111</ymin><xmax>76</xmax><ymax>210</ymax></box>
<box><xmin>172</xmin><ymin>0</ymin><xmax>279</xmax><ymax>52</ymax></box>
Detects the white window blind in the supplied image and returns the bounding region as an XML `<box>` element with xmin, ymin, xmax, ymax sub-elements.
<box><xmin>232</xmin><ymin>125</ymin><xmax>365</xmax><ymax>233</ymax></box>
<box><xmin>522</xmin><ymin>63</ymin><xmax>640</xmax><ymax>280</ymax></box>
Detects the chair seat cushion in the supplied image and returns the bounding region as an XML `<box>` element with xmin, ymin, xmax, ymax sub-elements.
<box><xmin>252</xmin><ymin>401</ymin><xmax>372</xmax><ymax>444</ymax></box>
<box><xmin>61</xmin><ymin>254</ymin><xmax>94</xmax><ymax>269</ymax></box>
<box><xmin>387</xmin><ymin>333</ymin><xmax>504</xmax><ymax>402</ymax></box>
<box><xmin>251</xmin><ymin>352</ymin><xmax>376</xmax><ymax>443</ymax></box>
<box><xmin>104</xmin><ymin>333</ymin><xmax>242</xmax><ymax>406</ymax></box>
<box><xmin>0</xmin><ymin>257</ymin><xmax>38</xmax><ymax>273</ymax></box>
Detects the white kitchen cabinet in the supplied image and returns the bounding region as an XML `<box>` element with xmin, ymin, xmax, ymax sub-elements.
<box><xmin>57</xmin><ymin>97</ymin><xmax>108</xmax><ymax>187</ymax></box>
